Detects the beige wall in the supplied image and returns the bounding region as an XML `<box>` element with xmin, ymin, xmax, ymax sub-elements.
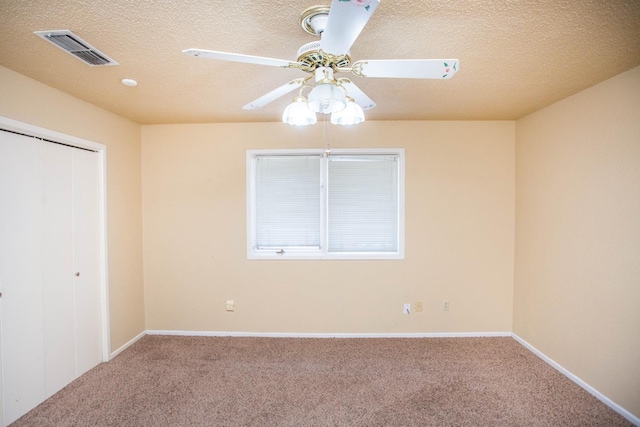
<box><xmin>141</xmin><ymin>121</ymin><xmax>515</xmax><ymax>333</ymax></box>
<box><xmin>0</xmin><ymin>66</ymin><xmax>146</xmax><ymax>352</ymax></box>
<box><xmin>514</xmin><ymin>66</ymin><xmax>640</xmax><ymax>417</ymax></box>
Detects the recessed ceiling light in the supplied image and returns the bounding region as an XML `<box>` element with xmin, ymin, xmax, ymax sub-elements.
<box><xmin>121</xmin><ymin>78</ymin><xmax>138</xmax><ymax>87</ymax></box>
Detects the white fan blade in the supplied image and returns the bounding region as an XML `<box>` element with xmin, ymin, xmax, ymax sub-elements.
<box><xmin>183</xmin><ymin>48</ymin><xmax>295</xmax><ymax>68</ymax></box>
<box><xmin>242</xmin><ymin>78</ymin><xmax>306</xmax><ymax>110</ymax></box>
<box><xmin>320</xmin><ymin>0</ymin><xmax>380</xmax><ymax>55</ymax></box>
<box><xmin>353</xmin><ymin>59</ymin><xmax>460</xmax><ymax>79</ymax></box>
<box><xmin>338</xmin><ymin>79</ymin><xmax>376</xmax><ymax>110</ymax></box>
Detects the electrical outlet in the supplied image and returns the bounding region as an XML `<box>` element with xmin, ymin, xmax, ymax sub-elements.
<box><xmin>415</xmin><ymin>301</ymin><xmax>423</xmax><ymax>312</ymax></box>
<box><xmin>443</xmin><ymin>300</ymin><xmax>449</xmax><ymax>311</ymax></box>
<box><xmin>403</xmin><ymin>303</ymin><xmax>411</xmax><ymax>315</ymax></box>
<box><xmin>226</xmin><ymin>300</ymin><xmax>235</xmax><ymax>311</ymax></box>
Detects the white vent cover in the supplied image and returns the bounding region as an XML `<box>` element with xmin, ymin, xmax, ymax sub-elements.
<box><xmin>34</xmin><ymin>30</ymin><xmax>118</xmax><ymax>66</ymax></box>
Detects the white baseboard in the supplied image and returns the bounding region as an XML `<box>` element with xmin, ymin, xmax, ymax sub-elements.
<box><xmin>512</xmin><ymin>333</ymin><xmax>639</xmax><ymax>426</ymax></box>
<box><xmin>145</xmin><ymin>330</ymin><xmax>512</xmax><ymax>339</ymax></box>
<box><xmin>109</xmin><ymin>330</ymin><xmax>146</xmax><ymax>359</ymax></box>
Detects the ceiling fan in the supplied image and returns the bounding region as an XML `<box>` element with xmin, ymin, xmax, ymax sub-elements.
<box><xmin>183</xmin><ymin>0</ymin><xmax>459</xmax><ymax>125</ymax></box>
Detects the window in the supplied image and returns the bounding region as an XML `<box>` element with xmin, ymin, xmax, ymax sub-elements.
<box><xmin>247</xmin><ymin>149</ymin><xmax>404</xmax><ymax>259</ymax></box>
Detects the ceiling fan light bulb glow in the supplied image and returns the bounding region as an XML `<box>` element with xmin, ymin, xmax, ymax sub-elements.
<box><xmin>331</xmin><ymin>98</ymin><xmax>365</xmax><ymax>125</ymax></box>
<box><xmin>282</xmin><ymin>96</ymin><xmax>317</xmax><ymax>126</ymax></box>
<box><xmin>307</xmin><ymin>83</ymin><xmax>346</xmax><ymax>114</ymax></box>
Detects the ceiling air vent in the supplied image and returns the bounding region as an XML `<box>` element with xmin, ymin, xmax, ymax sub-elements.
<box><xmin>34</xmin><ymin>30</ymin><xmax>118</xmax><ymax>66</ymax></box>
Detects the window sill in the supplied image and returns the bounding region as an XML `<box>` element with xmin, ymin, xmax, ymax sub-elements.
<box><xmin>247</xmin><ymin>251</ymin><xmax>405</xmax><ymax>260</ymax></box>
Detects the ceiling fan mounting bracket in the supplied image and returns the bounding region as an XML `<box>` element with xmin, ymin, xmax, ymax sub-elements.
<box><xmin>300</xmin><ymin>5</ymin><xmax>331</xmax><ymax>36</ymax></box>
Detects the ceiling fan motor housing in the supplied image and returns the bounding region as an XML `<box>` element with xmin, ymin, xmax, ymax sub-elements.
<box><xmin>296</xmin><ymin>41</ymin><xmax>351</xmax><ymax>73</ymax></box>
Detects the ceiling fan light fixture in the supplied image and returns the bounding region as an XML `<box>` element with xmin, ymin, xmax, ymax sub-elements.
<box><xmin>331</xmin><ymin>97</ymin><xmax>365</xmax><ymax>126</ymax></box>
<box><xmin>307</xmin><ymin>83</ymin><xmax>346</xmax><ymax>114</ymax></box>
<box><xmin>282</xmin><ymin>96</ymin><xmax>317</xmax><ymax>126</ymax></box>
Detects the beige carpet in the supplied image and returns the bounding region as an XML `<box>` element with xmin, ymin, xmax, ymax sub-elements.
<box><xmin>12</xmin><ymin>336</ymin><xmax>631</xmax><ymax>426</ymax></box>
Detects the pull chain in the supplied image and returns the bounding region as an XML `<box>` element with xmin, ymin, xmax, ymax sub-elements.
<box><xmin>323</xmin><ymin>113</ymin><xmax>331</xmax><ymax>156</ymax></box>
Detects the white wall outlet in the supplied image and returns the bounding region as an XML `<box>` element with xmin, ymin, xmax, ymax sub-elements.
<box><xmin>443</xmin><ymin>300</ymin><xmax>449</xmax><ymax>311</ymax></box>
<box><xmin>403</xmin><ymin>303</ymin><xmax>411</xmax><ymax>314</ymax></box>
<box><xmin>226</xmin><ymin>300</ymin><xmax>235</xmax><ymax>311</ymax></box>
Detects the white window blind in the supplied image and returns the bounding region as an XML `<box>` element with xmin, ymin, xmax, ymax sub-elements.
<box><xmin>328</xmin><ymin>155</ymin><xmax>399</xmax><ymax>253</ymax></box>
<box><xmin>247</xmin><ymin>149</ymin><xmax>404</xmax><ymax>259</ymax></box>
<box><xmin>255</xmin><ymin>155</ymin><xmax>321</xmax><ymax>249</ymax></box>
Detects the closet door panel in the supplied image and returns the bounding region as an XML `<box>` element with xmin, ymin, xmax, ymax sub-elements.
<box><xmin>41</xmin><ymin>142</ymin><xmax>76</xmax><ymax>398</ymax></box>
<box><xmin>72</xmin><ymin>148</ymin><xmax>102</xmax><ymax>376</ymax></box>
<box><xmin>0</xmin><ymin>134</ymin><xmax>46</xmax><ymax>425</ymax></box>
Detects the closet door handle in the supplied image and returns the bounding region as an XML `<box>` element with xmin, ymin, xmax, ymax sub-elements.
<box><xmin>75</xmin><ymin>272</ymin><xmax>80</xmax><ymax>277</ymax></box>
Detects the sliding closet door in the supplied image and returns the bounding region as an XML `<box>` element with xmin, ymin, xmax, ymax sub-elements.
<box><xmin>72</xmin><ymin>148</ymin><xmax>103</xmax><ymax>376</ymax></box>
<box><xmin>0</xmin><ymin>134</ymin><xmax>47</xmax><ymax>425</ymax></box>
<box><xmin>41</xmin><ymin>142</ymin><xmax>76</xmax><ymax>398</ymax></box>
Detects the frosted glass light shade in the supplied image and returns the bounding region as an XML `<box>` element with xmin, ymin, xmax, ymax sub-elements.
<box><xmin>282</xmin><ymin>97</ymin><xmax>317</xmax><ymax>126</ymax></box>
<box><xmin>330</xmin><ymin>98</ymin><xmax>365</xmax><ymax>125</ymax></box>
<box><xmin>307</xmin><ymin>83</ymin><xmax>346</xmax><ymax>114</ymax></box>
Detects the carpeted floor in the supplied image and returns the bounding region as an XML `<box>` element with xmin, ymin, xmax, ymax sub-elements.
<box><xmin>11</xmin><ymin>336</ymin><xmax>631</xmax><ymax>426</ymax></box>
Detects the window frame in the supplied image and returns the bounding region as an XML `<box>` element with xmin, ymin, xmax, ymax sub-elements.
<box><xmin>246</xmin><ymin>148</ymin><xmax>405</xmax><ymax>260</ymax></box>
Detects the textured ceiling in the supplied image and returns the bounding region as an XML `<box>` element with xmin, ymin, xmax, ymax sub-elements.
<box><xmin>1</xmin><ymin>0</ymin><xmax>639</xmax><ymax>124</ymax></box>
